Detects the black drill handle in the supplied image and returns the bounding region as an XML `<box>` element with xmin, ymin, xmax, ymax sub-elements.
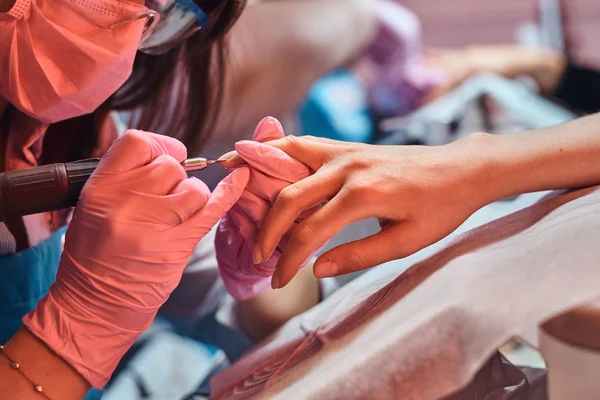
<box><xmin>0</xmin><ymin>159</ymin><xmax>100</xmax><ymax>221</ymax></box>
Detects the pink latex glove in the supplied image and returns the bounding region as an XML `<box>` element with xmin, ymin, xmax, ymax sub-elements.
<box><xmin>23</xmin><ymin>130</ymin><xmax>250</xmax><ymax>388</ymax></box>
<box><xmin>216</xmin><ymin>117</ymin><xmax>325</xmax><ymax>301</ymax></box>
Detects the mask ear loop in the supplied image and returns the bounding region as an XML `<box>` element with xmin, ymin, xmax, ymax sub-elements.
<box><xmin>67</xmin><ymin>0</ymin><xmax>160</xmax><ymax>38</ymax></box>
<box><xmin>136</xmin><ymin>11</ymin><xmax>161</xmax><ymax>41</ymax></box>
<box><xmin>102</xmin><ymin>10</ymin><xmax>160</xmax><ymax>34</ymax></box>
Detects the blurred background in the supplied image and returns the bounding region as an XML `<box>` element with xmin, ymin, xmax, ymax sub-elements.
<box><xmin>405</xmin><ymin>0</ymin><xmax>600</xmax><ymax>65</ymax></box>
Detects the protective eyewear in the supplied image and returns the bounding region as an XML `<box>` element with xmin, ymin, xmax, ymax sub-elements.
<box><xmin>141</xmin><ymin>0</ymin><xmax>209</xmax><ymax>55</ymax></box>
<box><xmin>71</xmin><ymin>0</ymin><xmax>208</xmax><ymax>55</ymax></box>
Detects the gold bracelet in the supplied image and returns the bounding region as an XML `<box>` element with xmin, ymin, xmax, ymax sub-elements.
<box><xmin>0</xmin><ymin>345</ymin><xmax>52</xmax><ymax>400</ymax></box>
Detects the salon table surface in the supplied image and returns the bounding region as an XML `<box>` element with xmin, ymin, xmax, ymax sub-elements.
<box><xmin>322</xmin><ymin>189</ymin><xmax>600</xmax><ymax>351</ymax></box>
<box><xmin>212</xmin><ymin>185</ymin><xmax>600</xmax><ymax>400</ymax></box>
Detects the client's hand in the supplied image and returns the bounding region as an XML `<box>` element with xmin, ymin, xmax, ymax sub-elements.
<box><xmin>216</xmin><ymin>117</ymin><xmax>325</xmax><ymax>300</ymax></box>
<box><xmin>225</xmin><ymin>135</ymin><xmax>493</xmax><ymax>288</ymax></box>
<box><xmin>23</xmin><ymin>130</ymin><xmax>249</xmax><ymax>388</ymax></box>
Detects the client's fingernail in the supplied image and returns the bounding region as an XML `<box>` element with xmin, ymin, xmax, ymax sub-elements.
<box><xmin>252</xmin><ymin>247</ymin><xmax>263</xmax><ymax>264</ymax></box>
<box><xmin>217</xmin><ymin>151</ymin><xmax>238</xmax><ymax>169</ymax></box>
<box><xmin>314</xmin><ymin>260</ymin><xmax>338</xmax><ymax>278</ymax></box>
<box><xmin>271</xmin><ymin>275</ymin><xmax>280</xmax><ymax>290</ymax></box>
<box><xmin>218</xmin><ymin>151</ymin><xmax>237</xmax><ymax>161</ymax></box>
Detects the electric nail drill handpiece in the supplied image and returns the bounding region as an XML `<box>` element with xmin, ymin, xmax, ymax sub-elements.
<box><xmin>0</xmin><ymin>157</ymin><xmax>222</xmax><ymax>221</ymax></box>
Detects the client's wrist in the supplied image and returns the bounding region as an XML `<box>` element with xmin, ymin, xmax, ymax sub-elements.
<box><xmin>450</xmin><ymin>132</ymin><xmax>512</xmax><ymax>209</ymax></box>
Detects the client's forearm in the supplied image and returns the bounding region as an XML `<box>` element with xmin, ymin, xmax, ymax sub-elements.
<box><xmin>471</xmin><ymin>113</ymin><xmax>600</xmax><ymax>202</ymax></box>
<box><xmin>0</xmin><ymin>328</ymin><xmax>90</xmax><ymax>400</ymax></box>
<box><xmin>238</xmin><ymin>266</ymin><xmax>320</xmax><ymax>341</ymax></box>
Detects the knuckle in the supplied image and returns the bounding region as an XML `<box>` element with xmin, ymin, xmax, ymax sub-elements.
<box><xmin>281</xmin><ymin>135</ymin><xmax>302</xmax><ymax>152</ymax></box>
<box><xmin>301</xmin><ymin>135</ymin><xmax>337</xmax><ymax>147</ymax></box>
<box><xmin>157</xmin><ymin>155</ymin><xmax>185</xmax><ymax>176</ymax></box>
<box><xmin>121</xmin><ymin>129</ymin><xmax>149</xmax><ymax>149</ymax></box>
<box><xmin>344</xmin><ymin>156</ymin><xmax>371</xmax><ymax>172</ymax></box>
<box><xmin>277</xmin><ymin>184</ymin><xmax>301</xmax><ymax>207</ymax></box>
<box><xmin>292</xmin><ymin>223</ymin><xmax>316</xmax><ymax>246</ymax></box>
<box><xmin>345</xmin><ymin>251</ymin><xmax>368</xmax><ymax>272</ymax></box>
<box><xmin>101</xmin><ymin>209</ymin><xmax>130</xmax><ymax>240</ymax></box>
<box><xmin>344</xmin><ymin>179</ymin><xmax>371</xmax><ymax>200</ymax></box>
<box><xmin>188</xmin><ymin>179</ymin><xmax>209</xmax><ymax>197</ymax></box>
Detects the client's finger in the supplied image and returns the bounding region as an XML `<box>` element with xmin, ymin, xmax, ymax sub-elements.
<box><xmin>223</xmin><ymin>135</ymin><xmax>334</xmax><ymax>172</ymax></box>
<box><xmin>217</xmin><ymin>115</ymin><xmax>284</xmax><ymax>169</ymax></box>
<box><xmin>271</xmin><ymin>193</ymin><xmax>367</xmax><ymax>289</ymax></box>
<box><xmin>313</xmin><ymin>222</ymin><xmax>422</xmax><ymax>277</ymax></box>
<box><xmin>254</xmin><ymin>169</ymin><xmax>342</xmax><ymax>264</ymax></box>
<box><xmin>235</xmin><ymin>140</ymin><xmax>309</xmax><ymax>182</ymax></box>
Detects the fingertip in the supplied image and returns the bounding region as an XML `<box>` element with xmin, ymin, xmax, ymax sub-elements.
<box><xmin>234</xmin><ymin>140</ymin><xmax>257</xmax><ymax>156</ymax></box>
<box><xmin>218</xmin><ymin>151</ymin><xmax>244</xmax><ymax>169</ymax></box>
<box><xmin>218</xmin><ymin>150</ymin><xmax>237</xmax><ymax>161</ymax></box>
<box><xmin>164</xmin><ymin>137</ymin><xmax>188</xmax><ymax>163</ymax></box>
<box><xmin>221</xmin><ymin>157</ymin><xmax>246</xmax><ymax>170</ymax></box>
<box><xmin>210</xmin><ymin>166</ymin><xmax>250</xmax><ymax>209</ymax></box>
<box><xmin>254</xmin><ymin>225</ymin><xmax>277</xmax><ymax>271</ymax></box>
<box><xmin>313</xmin><ymin>258</ymin><xmax>340</xmax><ymax>278</ymax></box>
<box><xmin>234</xmin><ymin>141</ymin><xmax>267</xmax><ymax>167</ymax></box>
<box><xmin>228</xmin><ymin>165</ymin><xmax>251</xmax><ymax>186</ymax></box>
<box><xmin>254</xmin><ymin>116</ymin><xmax>285</xmax><ymax>142</ymax></box>
<box><xmin>277</xmin><ymin>271</ymin><xmax>297</xmax><ymax>289</ymax></box>
<box><xmin>167</xmin><ymin>177</ymin><xmax>211</xmax><ymax>223</ymax></box>
<box><xmin>252</xmin><ymin>246</ymin><xmax>263</xmax><ymax>265</ymax></box>
<box><xmin>169</xmin><ymin>176</ymin><xmax>208</xmax><ymax>193</ymax></box>
<box><xmin>273</xmin><ymin>260</ymin><xmax>300</xmax><ymax>289</ymax></box>
<box><xmin>151</xmin><ymin>154</ymin><xmax>187</xmax><ymax>181</ymax></box>
<box><xmin>270</xmin><ymin>274</ymin><xmax>280</xmax><ymax>290</ymax></box>
<box><xmin>186</xmin><ymin>177</ymin><xmax>211</xmax><ymax>203</ymax></box>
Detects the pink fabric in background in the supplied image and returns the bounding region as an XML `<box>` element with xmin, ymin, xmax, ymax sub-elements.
<box><xmin>370</xmin><ymin>0</ymin><xmax>443</xmax><ymax>87</ymax></box>
<box><xmin>362</xmin><ymin>0</ymin><xmax>446</xmax><ymax>118</ymax></box>
<box><xmin>211</xmin><ymin>186</ymin><xmax>600</xmax><ymax>399</ymax></box>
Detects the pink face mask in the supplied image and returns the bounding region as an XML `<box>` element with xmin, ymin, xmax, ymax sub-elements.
<box><xmin>0</xmin><ymin>0</ymin><xmax>147</xmax><ymax>123</ymax></box>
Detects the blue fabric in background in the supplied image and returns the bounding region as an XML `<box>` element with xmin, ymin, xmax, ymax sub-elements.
<box><xmin>83</xmin><ymin>388</ymin><xmax>102</xmax><ymax>400</ymax></box>
<box><xmin>0</xmin><ymin>228</ymin><xmax>66</xmax><ymax>344</ymax></box>
<box><xmin>299</xmin><ymin>70</ymin><xmax>374</xmax><ymax>143</ymax></box>
<box><xmin>0</xmin><ymin>227</ymin><xmax>102</xmax><ymax>400</ymax></box>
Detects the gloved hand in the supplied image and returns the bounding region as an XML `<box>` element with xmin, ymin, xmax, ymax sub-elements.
<box><xmin>216</xmin><ymin>117</ymin><xmax>322</xmax><ymax>300</ymax></box>
<box><xmin>22</xmin><ymin>130</ymin><xmax>250</xmax><ymax>389</ymax></box>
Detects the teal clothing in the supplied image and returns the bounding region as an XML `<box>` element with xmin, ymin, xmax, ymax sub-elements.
<box><xmin>0</xmin><ymin>228</ymin><xmax>101</xmax><ymax>400</ymax></box>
